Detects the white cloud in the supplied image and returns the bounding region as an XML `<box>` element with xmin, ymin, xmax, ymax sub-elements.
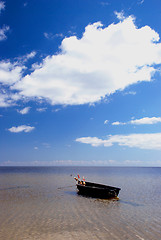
<box><xmin>76</xmin><ymin>136</ymin><xmax>112</xmax><ymax>147</ymax></box>
<box><xmin>112</xmin><ymin>117</ymin><xmax>161</xmax><ymax>125</ymax></box>
<box><xmin>123</xmin><ymin>160</ymin><xmax>142</xmax><ymax>165</ymax></box>
<box><xmin>130</xmin><ymin>117</ymin><xmax>161</xmax><ymax>125</ymax></box>
<box><xmin>138</xmin><ymin>0</ymin><xmax>144</xmax><ymax>5</ymax></box>
<box><xmin>112</xmin><ymin>121</ymin><xmax>125</xmax><ymax>125</ymax></box>
<box><xmin>0</xmin><ymin>61</ymin><xmax>24</xmax><ymax>85</ymax></box>
<box><xmin>2</xmin><ymin>158</ymin><xmax>161</xmax><ymax>166</ymax></box>
<box><xmin>1</xmin><ymin>16</ymin><xmax>161</xmax><ymax>107</ymax></box>
<box><xmin>104</xmin><ymin>120</ymin><xmax>109</xmax><ymax>124</ymax></box>
<box><xmin>44</xmin><ymin>32</ymin><xmax>49</xmax><ymax>39</ymax></box>
<box><xmin>123</xmin><ymin>91</ymin><xmax>136</xmax><ymax>95</ymax></box>
<box><xmin>0</xmin><ymin>61</ymin><xmax>24</xmax><ymax>107</ymax></box>
<box><xmin>0</xmin><ymin>92</ymin><xmax>12</xmax><ymax>107</ymax></box>
<box><xmin>8</xmin><ymin>125</ymin><xmax>35</xmax><ymax>133</ymax></box>
<box><xmin>16</xmin><ymin>51</ymin><xmax>36</xmax><ymax>64</ymax></box>
<box><xmin>0</xmin><ymin>91</ymin><xmax>20</xmax><ymax>107</ymax></box>
<box><xmin>0</xmin><ymin>1</ymin><xmax>5</xmax><ymax>13</ymax></box>
<box><xmin>100</xmin><ymin>2</ymin><xmax>109</xmax><ymax>6</ymax></box>
<box><xmin>76</xmin><ymin>133</ymin><xmax>161</xmax><ymax>150</ymax></box>
<box><xmin>114</xmin><ymin>11</ymin><xmax>125</xmax><ymax>20</ymax></box>
<box><xmin>11</xmin><ymin>16</ymin><xmax>161</xmax><ymax>106</ymax></box>
<box><xmin>26</xmin><ymin>51</ymin><xmax>36</xmax><ymax>59</ymax></box>
<box><xmin>22</xmin><ymin>51</ymin><xmax>36</xmax><ymax>62</ymax></box>
<box><xmin>36</xmin><ymin>107</ymin><xmax>47</xmax><ymax>112</ymax></box>
<box><xmin>18</xmin><ymin>106</ymin><xmax>30</xmax><ymax>114</ymax></box>
<box><xmin>52</xmin><ymin>108</ymin><xmax>61</xmax><ymax>112</ymax></box>
<box><xmin>42</xmin><ymin>142</ymin><xmax>51</xmax><ymax>148</ymax></box>
<box><xmin>44</xmin><ymin>32</ymin><xmax>63</xmax><ymax>40</ymax></box>
<box><xmin>0</xmin><ymin>159</ymin><xmax>116</xmax><ymax>166</ymax></box>
<box><xmin>0</xmin><ymin>25</ymin><xmax>9</xmax><ymax>41</ymax></box>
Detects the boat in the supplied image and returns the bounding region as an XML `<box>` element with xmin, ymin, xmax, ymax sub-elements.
<box><xmin>74</xmin><ymin>176</ymin><xmax>121</xmax><ymax>199</ymax></box>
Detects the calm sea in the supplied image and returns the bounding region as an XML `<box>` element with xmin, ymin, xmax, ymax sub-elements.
<box><xmin>0</xmin><ymin>167</ymin><xmax>161</xmax><ymax>240</ymax></box>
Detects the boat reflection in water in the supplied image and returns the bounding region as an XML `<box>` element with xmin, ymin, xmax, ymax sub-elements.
<box><xmin>74</xmin><ymin>176</ymin><xmax>121</xmax><ymax>199</ymax></box>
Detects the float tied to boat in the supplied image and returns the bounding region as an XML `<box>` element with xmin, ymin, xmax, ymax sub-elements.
<box><xmin>74</xmin><ymin>175</ymin><xmax>121</xmax><ymax>199</ymax></box>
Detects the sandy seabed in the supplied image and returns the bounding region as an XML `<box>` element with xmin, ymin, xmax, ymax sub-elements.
<box><xmin>0</xmin><ymin>167</ymin><xmax>161</xmax><ymax>240</ymax></box>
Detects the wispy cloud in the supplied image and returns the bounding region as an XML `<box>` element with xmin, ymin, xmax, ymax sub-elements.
<box><xmin>23</xmin><ymin>51</ymin><xmax>36</xmax><ymax>61</ymax></box>
<box><xmin>44</xmin><ymin>32</ymin><xmax>63</xmax><ymax>40</ymax></box>
<box><xmin>42</xmin><ymin>142</ymin><xmax>51</xmax><ymax>148</ymax></box>
<box><xmin>112</xmin><ymin>117</ymin><xmax>161</xmax><ymax>125</ymax></box>
<box><xmin>0</xmin><ymin>3</ymin><xmax>10</xmax><ymax>43</ymax></box>
<box><xmin>100</xmin><ymin>2</ymin><xmax>109</xmax><ymax>6</ymax></box>
<box><xmin>138</xmin><ymin>0</ymin><xmax>144</xmax><ymax>5</ymax></box>
<box><xmin>18</xmin><ymin>106</ymin><xmax>30</xmax><ymax>114</ymax></box>
<box><xmin>36</xmin><ymin>107</ymin><xmax>47</xmax><ymax>112</ymax></box>
<box><xmin>16</xmin><ymin>51</ymin><xmax>36</xmax><ymax>63</ymax></box>
<box><xmin>24</xmin><ymin>2</ymin><xmax>28</xmax><ymax>7</ymax></box>
<box><xmin>0</xmin><ymin>25</ymin><xmax>9</xmax><ymax>41</ymax></box>
<box><xmin>8</xmin><ymin>125</ymin><xmax>35</xmax><ymax>133</ymax></box>
<box><xmin>2</xmin><ymin>158</ymin><xmax>161</xmax><ymax>166</ymax></box>
<box><xmin>52</xmin><ymin>108</ymin><xmax>61</xmax><ymax>112</ymax></box>
<box><xmin>114</xmin><ymin>10</ymin><xmax>125</xmax><ymax>20</ymax></box>
<box><xmin>0</xmin><ymin>1</ymin><xmax>5</xmax><ymax>13</ymax></box>
<box><xmin>123</xmin><ymin>91</ymin><xmax>136</xmax><ymax>96</ymax></box>
<box><xmin>76</xmin><ymin>132</ymin><xmax>161</xmax><ymax>150</ymax></box>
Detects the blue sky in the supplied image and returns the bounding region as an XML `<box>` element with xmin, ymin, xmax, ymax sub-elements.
<box><xmin>1</xmin><ymin>0</ymin><xmax>161</xmax><ymax>166</ymax></box>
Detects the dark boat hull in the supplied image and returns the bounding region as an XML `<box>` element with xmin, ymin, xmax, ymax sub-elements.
<box><xmin>76</xmin><ymin>181</ymin><xmax>121</xmax><ymax>199</ymax></box>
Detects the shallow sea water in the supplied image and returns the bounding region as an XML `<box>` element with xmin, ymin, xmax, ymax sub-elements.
<box><xmin>0</xmin><ymin>167</ymin><xmax>161</xmax><ymax>240</ymax></box>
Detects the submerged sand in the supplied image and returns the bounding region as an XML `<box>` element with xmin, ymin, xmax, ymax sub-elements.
<box><xmin>0</xmin><ymin>167</ymin><xmax>161</xmax><ymax>240</ymax></box>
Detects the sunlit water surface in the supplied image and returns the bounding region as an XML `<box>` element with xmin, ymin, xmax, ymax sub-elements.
<box><xmin>0</xmin><ymin>167</ymin><xmax>161</xmax><ymax>240</ymax></box>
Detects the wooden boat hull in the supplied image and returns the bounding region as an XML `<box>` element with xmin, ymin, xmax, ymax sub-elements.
<box><xmin>76</xmin><ymin>181</ymin><xmax>121</xmax><ymax>199</ymax></box>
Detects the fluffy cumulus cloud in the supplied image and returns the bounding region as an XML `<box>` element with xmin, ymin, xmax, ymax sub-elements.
<box><xmin>0</xmin><ymin>61</ymin><xmax>25</xmax><ymax>107</ymax></box>
<box><xmin>0</xmin><ymin>92</ymin><xmax>12</xmax><ymax>107</ymax></box>
<box><xmin>76</xmin><ymin>133</ymin><xmax>161</xmax><ymax>150</ymax></box>
<box><xmin>8</xmin><ymin>125</ymin><xmax>35</xmax><ymax>133</ymax></box>
<box><xmin>0</xmin><ymin>61</ymin><xmax>24</xmax><ymax>85</ymax></box>
<box><xmin>0</xmin><ymin>90</ymin><xmax>21</xmax><ymax>107</ymax></box>
<box><xmin>1</xmin><ymin>16</ymin><xmax>161</xmax><ymax>106</ymax></box>
<box><xmin>14</xmin><ymin>16</ymin><xmax>161</xmax><ymax>105</ymax></box>
<box><xmin>112</xmin><ymin>117</ymin><xmax>161</xmax><ymax>125</ymax></box>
